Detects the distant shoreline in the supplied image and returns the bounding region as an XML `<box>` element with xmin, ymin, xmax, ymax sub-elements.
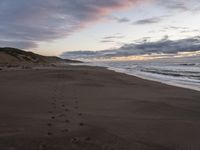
<box><xmin>108</xmin><ymin>67</ymin><xmax>200</xmax><ymax>92</ymax></box>
<box><xmin>78</xmin><ymin>62</ymin><xmax>200</xmax><ymax>92</ymax></box>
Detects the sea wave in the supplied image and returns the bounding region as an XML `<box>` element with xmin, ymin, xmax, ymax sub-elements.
<box><xmin>81</xmin><ymin>60</ymin><xmax>200</xmax><ymax>91</ymax></box>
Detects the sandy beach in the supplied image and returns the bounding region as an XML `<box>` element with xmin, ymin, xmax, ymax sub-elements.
<box><xmin>0</xmin><ymin>65</ymin><xmax>200</xmax><ymax>150</ymax></box>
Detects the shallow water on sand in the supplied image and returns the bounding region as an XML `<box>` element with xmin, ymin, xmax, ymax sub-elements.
<box><xmin>80</xmin><ymin>60</ymin><xmax>200</xmax><ymax>91</ymax></box>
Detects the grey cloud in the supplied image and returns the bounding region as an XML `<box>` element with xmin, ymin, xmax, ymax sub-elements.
<box><xmin>100</xmin><ymin>34</ymin><xmax>125</xmax><ymax>43</ymax></box>
<box><xmin>132</xmin><ymin>37</ymin><xmax>151</xmax><ymax>44</ymax></box>
<box><xmin>165</xmin><ymin>2</ymin><xmax>188</xmax><ymax>11</ymax></box>
<box><xmin>133</xmin><ymin>16</ymin><xmax>163</xmax><ymax>25</ymax></box>
<box><xmin>117</xmin><ymin>17</ymin><xmax>130</xmax><ymax>23</ymax></box>
<box><xmin>0</xmin><ymin>0</ymin><xmax>139</xmax><ymax>49</ymax></box>
<box><xmin>0</xmin><ymin>40</ymin><xmax>37</xmax><ymax>49</ymax></box>
<box><xmin>164</xmin><ymin>26</ymin><xmax>189</xmax><ymax>30</ymax></box>
<box><xmin>157</xmin><ymin>0</ymin><xmax>188</xmax><ymax>11</ymax></box>
<box><xmin>115</xmin><ymin>36</ymin><xmax>200</xmax><ymax>55</ymax></box>
<box><xmin>61</xmin><ymin>36</ymin><xmax>200</xmax><ymax>59</ymax></box>
<box><xmin>162</xmin><ymin>26</ymin><xmax>200</xmax><ymax>34</ymax></box>
<box><xmin>103</xmin><ymin>35</ymin><xmax>124</xmax><ymax>39</ymax></box>
<box><xmin>110</xmin><ymin>16</ymin><xmax>130</xmax><ymax>23</ymax></box>
<box><xmin>180</xmin><ymin>29</ymin><xmax>200</xmax><ymax>34</ymax></box>
<box><xmin>100</xmin><ymin>40</ymin><xmax>115</xmax><ymax>43</ymax></box>
<box><xmin>158</xmin><ymin>0</ymin><xmax>200</xmax><ymax>12</ymax></box>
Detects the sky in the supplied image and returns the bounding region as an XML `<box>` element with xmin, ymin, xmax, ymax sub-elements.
<box><xmin>0</xmin><ymin>0</ymin><xmax>200</xmax><ymax>60</ymax></box>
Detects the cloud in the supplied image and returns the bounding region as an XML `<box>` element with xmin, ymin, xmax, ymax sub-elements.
<box><xmin>0</xmin><ymin>0</ymin><xmax>142</xmax><ymax>49</ymax></box>
<box><xmin>61</xmin><ymin>36</ymin><xmax>200</xmax><ymax>59</ymax></box>
<box><xmin>164</xmin><ymin>26</ymin><xmax>189</xmax><ymax>30</ymax></box>
<box><xmin>158</xmin><ymin>0</ymin><xmax>200</xmax><ymax>12</ymax></box>
<box><xmin>164</xmin><ymin>1</ymin><xmax>188</xmax><ymax>11</ymax></box>
<box><xmin>161</xmin><ymin>26</ymin><xmax>200</xmax><ymax>35</ymax></box>
<box><xmin>109</xmin><ymin>16</ymin><xmax>130</xmax><ymax>23</ymax></box>
<box><xmin>133</xmin><ymin>37</ymin><xmax>152</xmax><ymax>43</ymax></box>
<box><xmin>103</xmin><ymin>35</ymin><xmax>125</xmax><ymax>40</ymax></box>
<box><xmin>0</xmin><ymin>40</ymin><xmax>37</xmax><ymax>49</ymax></box>
<box><xmin>100</xmin><ymin>40</ymin><xmax>115</xmax><ymax>43</ymax></box>
<box><xmin>180</xmin><ymin>29</ymin><xmax>200</xmax><ymax>34</ymax></box>
<box><xmin>133</xmin><ymin>16</ymin><xmax>163</xmax><ymax>25</ymax></box>
<box><xmin>100</xmin><ymin>34</ymin><xmax>125</xmax><ymax>43</ymax></box>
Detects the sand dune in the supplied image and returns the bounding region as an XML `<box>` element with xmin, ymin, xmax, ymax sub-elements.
<box><xmin>0</xmin><ymin>47</ymin><xmax>81</xmax><ymax>66</ymax></box>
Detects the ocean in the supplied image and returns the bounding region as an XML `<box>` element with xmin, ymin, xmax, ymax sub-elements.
<box><xmin>80</xmin><ymin>58</ymin><xmax>200</xmax><ymax>91</ymax></box>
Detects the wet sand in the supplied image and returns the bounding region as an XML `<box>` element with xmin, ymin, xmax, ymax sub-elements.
<box><xmin>0</xmin><ymin>65</ymin><xmax>200</xmax><ymax>150</ymax></box>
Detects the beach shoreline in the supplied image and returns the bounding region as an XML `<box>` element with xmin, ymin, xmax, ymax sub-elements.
<box><xmin>0</xmin><ymin>65</ymin><xmax>200</xmax><ymax>150</ymax></box>
<box><xmin>79</xmin><ymin>61</ymin><xmax>200</xmax><ymax>92</ymax></box>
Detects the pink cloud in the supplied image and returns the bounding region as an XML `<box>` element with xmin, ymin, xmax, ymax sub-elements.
<box><xmin>0</xmin><ymin>0</ymin><xmax>150</xmax><ymax>49</ymax></box>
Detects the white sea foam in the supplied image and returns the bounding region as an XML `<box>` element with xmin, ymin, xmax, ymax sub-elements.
<box><xmin>78</xmin><ymin>60</ymin><xmax>200</xmax><ymax>92</ymax></box>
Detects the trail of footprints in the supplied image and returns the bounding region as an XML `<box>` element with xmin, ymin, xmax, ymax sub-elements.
<box><xmin>46</xmin><ymin>83</ymin><xmax>84</xmax><ymax>137</ymax></box>
<box><xmin>40</xmin><ymin>79</ymin><xmax>118</xmax><ymax>150</ymax></box>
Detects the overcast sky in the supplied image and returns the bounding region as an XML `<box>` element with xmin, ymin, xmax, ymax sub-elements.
<box><xmin>0</xmin><ymin>0</ymin><xmax>200</xmax><ymax>59</ymax></box>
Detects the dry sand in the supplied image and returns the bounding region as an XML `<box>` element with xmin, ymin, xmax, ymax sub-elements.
<box><xmin>0</xmin><ymin>65</ymin><xmax>200</xmax><ymax>150</ymax></box>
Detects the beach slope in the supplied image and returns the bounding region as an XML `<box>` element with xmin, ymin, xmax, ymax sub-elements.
<box><xmin>0</xmin><ymin>66</ymin><xmax>200</xmax><ymax>150</ymax></box>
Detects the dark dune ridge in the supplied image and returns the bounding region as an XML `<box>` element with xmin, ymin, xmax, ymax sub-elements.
<box><xmin>0</xmin><ymin>65</ymin><xmax>200</xmax><ymax>150</ymax></box>
<box><xmin>0</xmin><ymin>47</ymin><xmax>81</xmax><ymax>66</ymax></box>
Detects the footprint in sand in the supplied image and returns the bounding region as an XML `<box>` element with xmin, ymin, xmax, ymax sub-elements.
<box><xmin>47</xmin><ymin>132</ymin><xmax>53</xmax><ymax>136</ymax></box>
<box><xmin>47</xmin><ymin>123</ymin><xmax>52</xmax><ymax>127</ymax></box>
<box><xmin>64</xmin><ymin>108</ymin><xmax>69</xmax><ymax>112</ymax></box>
<box><xmin>62</xmin><ymin>129</ymin><xmax>69</xmax><ymax>133</ymax></box>
<box><xmin>84</xmin><ymin>137</ymin><xmax>91</xmax><ymax>141</ymax></box>
<box><xmin>79</xmin><ymin>122</ymin><xmax>84</xmax><ymax>126</ymax></box>
<box><xmin>70</xmin><ymin>137</ymin><xmax>80</xmax><ymax>144</ymax></box>
<box><xmin>51</xmin><ymin>116</ymin><xmax>55</xmax><ymax>119</ymax></box>
<box><xmin>39</xmin><ymin>144</ymin><xmax>47</xmax><ymax>150</ymax></box>
<box><xmin>65</xmin><ymin>120</ymin><xmax>70</xmax><ymax>123</ymax></box>
<box><xmin>78</xmin><ymin>113</ymin><xmax>82</xmax><ymax>116</ymax></box>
